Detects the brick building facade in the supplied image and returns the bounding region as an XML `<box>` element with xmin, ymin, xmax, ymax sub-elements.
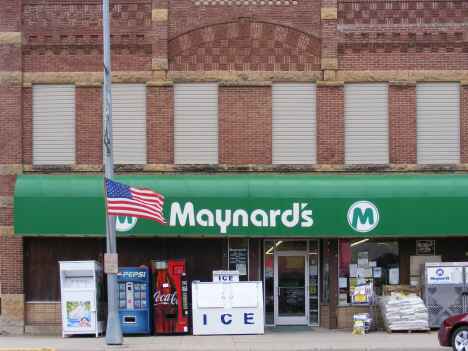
<box><xmin>1</xmin><ymin>0</ymin><xmax>468</xmax><ymax>335</ymax></box>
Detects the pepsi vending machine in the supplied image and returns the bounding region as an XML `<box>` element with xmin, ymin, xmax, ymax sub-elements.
<box><xmin>151</xmin><ymin>260</ymin><xmax>189</xmax><ymax>334</ymax></box>
<box><xmin>117</xmin><ymin>267</ymin><xmax>151</xmax><ymax>334</ymax></box>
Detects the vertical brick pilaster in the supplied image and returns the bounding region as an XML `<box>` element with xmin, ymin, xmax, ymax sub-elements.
<box><xmin>22</xmin><ymin>87</ymin><xmax>32</xmax><ymax>165</ymax></box>
<box><xmin>218</xmin><ymin>86</ymin><xmax>272</xmax><ymax>164</ymax></box>
<box><xmin>147</xmin><ymin>86</ymin><xmax>174</xmax><ymax>163</ymax></box>
<box><xmin>1</xmin><ymin>0</ymin><xmax>25</xmax><ymax>334</ymax></box>
<box><xmin>76</xmin><ymin>86</ymin><xmax>103</xmax><ymax>164</ymax></box>
<box><xmin>0</xmin><ymin>236</ymin><xmax>24</xmax><ymax>294</ymax></box>
<box><xmin>321</xmin><ymin>0</ymin><xmax>339</xmax><ymax>75</ymax></box>
<box><xmin>0</xmin><ymin>82</ymin><xmax>22</xmax><ymax>165</ymax></box>
<box><xmin>0</xmin><ymin>235</ymin><xmax>25</xmax><ymax>335</ymax></box>
<box><xmin>317</xmin><ymin>86</ymin><xmax>344</xmax><ymax>164</ymax></box>
<box><xmin>461</xmin><ymin>85</ymin><xmax>468</xmax><ymax>163</ymax></box>
<box><xmin>389</xmin><ymin>85</ymin><xmax>417</xmax><ymax>164</ymax></box>
<box><xmin>151</xmin><ymin>0</ymin><xmax>168</xmax><ymax>60</ymax></box>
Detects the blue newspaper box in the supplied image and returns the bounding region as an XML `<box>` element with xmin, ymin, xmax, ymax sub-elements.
<box><xmin>117</xmin><ymin>267</ymin><xmax>151</xmax><ymax>334</ymax></box>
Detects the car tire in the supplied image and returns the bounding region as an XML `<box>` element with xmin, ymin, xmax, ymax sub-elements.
<box><xmin>452</xmin><ymin>326</ymin><xmax>468</xmax><ymax>351</ymax></box>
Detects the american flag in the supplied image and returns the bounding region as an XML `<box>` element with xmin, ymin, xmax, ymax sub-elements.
<box><xmin>105</xmin><ymin>178</ymin><xmax>167</xmax><ymax>225</ymax></box>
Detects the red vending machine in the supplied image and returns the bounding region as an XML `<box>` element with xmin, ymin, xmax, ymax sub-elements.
<box><xmin>151</xmin><ymin>260</ymin><xmax>189</xmax><ymax>334</ymax></box>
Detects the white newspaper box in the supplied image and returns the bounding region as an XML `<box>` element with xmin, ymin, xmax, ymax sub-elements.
<box><xmin>59</xmin><ymin>261</ymin><xmax>106</xmax><ymax>337</ymax></box>
<box><xmin>192</xmin><ymin>281</ymin><xmax>264</xmax><ymax>335</ymax></box>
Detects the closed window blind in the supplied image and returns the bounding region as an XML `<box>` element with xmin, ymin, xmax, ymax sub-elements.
<box><xmin>417</xmin><ymin>82</ymin><xmax>460</xmax><ymax>164</ymax></box>
<box><xmin>174</xmin><ymin>83</ymin><xmax>218</xmax><ymax>164</ymax></box>
<box><xmin>272</xmin><ymin>83</ymin><xmax>317</xmax><ymax>164</ymax></box>
<box><xmin>345</xmin><ymin>83</ymin><xmax>389</xmax><ymax>164</ymax></box>
<box><xmin>33</xmin><ymin>84</ymin><xmax>75</xmax><ymax>164</ymax></box>
<box><xmin>111</xmin><ymin>83</ymin><xmax>147</xmax><ymax>164</ymax></box>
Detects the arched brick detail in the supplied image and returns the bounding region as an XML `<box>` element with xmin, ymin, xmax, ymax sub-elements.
<box><xmin>168</xmin><ymin>19</ymin><xmax>322</xmax><ymax>71</ymax></box>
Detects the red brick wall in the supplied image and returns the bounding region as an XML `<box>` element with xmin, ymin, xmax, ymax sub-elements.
<box><xmin>389</xmin><ymin>86</ymin><xmax>417</xmax><ymax>164</ymax></box>
<box><xmin>147</xmin><ymin>86</ymin><xmax>174</xmax><ymax>164</ymax></box>
<box><xmin>76</xmin><ymin>87</ymin><xmax>103</xmax><ymax>164</ymax></box>
<box><xmin>0</xmin><ymin>208</ymin><xmax>14</xmax><ymax>227</ymax></box>
<box><xmin>218</xmin><ymin>86</ymin><xmax>272</xmax><ymax>164</ymax></box>
<box><xmin>0</xmin><ymin>0</ymin><xmax>22</xmax><ymax>30</ymax></box>
<box><xmin>461</xmin><ymin>85</ymin><xmax>468</xmax><ymax>164</ymax></box>
<box><xmin>22</xmin><ymin>88</ymin><xmax>33</xmax><ymax>165</ymax></box>
<box><xmin>0</xmin><ymin>83</ymin><xmax>23</xmax><ymax>164</ymax></box>
<box><xmin>317</xmin><ymin>86</ymin><xmax>345</xmax><ymax>164</ymax></box>
<box><xmin>0</xmin><ymin>176</ymin><xmax>17</xmax><ymax>197</ymax></box>
<box><xmin>0</xmin><ymin>236</ymin><xmax>24</xmax><ymax>294</ymax></box>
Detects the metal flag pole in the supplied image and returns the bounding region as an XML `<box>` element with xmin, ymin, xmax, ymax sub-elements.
<box><xmin>103</xmin><ymin>0</ymin><xmax>123</xmax><ymax>344</ymax></box>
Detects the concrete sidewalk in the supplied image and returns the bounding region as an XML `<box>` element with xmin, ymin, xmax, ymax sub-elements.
<box><xmin>0</xmin><ymin>327</ymin><xmax>446</xmax><ymax>351</ymax></box>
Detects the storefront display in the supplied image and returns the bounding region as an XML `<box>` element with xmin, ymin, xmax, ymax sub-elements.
<box><xmin>338</xmin><ymin>239</ymin><xmax>398</xmax><ymax>304</ymax></box>
<box><xmin>12</xmin><ymin>174</ymin><xmax>468</xmax><ymax>331</ymax></box>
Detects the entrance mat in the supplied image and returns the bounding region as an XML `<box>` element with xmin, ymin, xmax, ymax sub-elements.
<box><xmin>269</xmin><ymin>326</ymin><xmax>314</xmax><ymax>332</ymax></box>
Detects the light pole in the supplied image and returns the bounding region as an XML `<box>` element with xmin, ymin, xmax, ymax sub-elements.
<box><xmin>103</xmin><ymin>0</ymin><xmax>123</xmax><ymax>344</ymax></box>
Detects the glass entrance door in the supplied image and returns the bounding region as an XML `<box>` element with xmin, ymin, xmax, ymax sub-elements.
<box><xmin>274</xmin><ymin>253</ymin><xmax>308</xmax><ymax>325</ymax></box>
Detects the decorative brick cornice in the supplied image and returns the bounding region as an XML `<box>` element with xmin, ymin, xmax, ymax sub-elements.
<box><xmin>0</xmin><ymin>32</ymin><xmax>21</xmax><ymax>44</ymax></box>
<box><xmin>0</xmin><ymin>165</ymin><xmax>23</xmax><ymax>176</ymax></box>
<box><xmin>22</xmin><ymin>34</ymin><xmax>152</xmax><ymax>55</ymax></box>
<box><xmin>21</xmin><ymin>163</ymin><xmax>468</xmax><ymax>174</ymax></box>
<box><xmin>22</xmin><ymin>3</ymin><xmax>151</xmax><ymax>27</ymax></box>
<box><xmin>339</xmin><ymin>32</ymin><xmax>467</xmax><ymax>55</ymax></box>
<box><xmin>0</xmin><ymin>72</ymin><xmax>22</xmax><ymax>83</ymax></box>
<box><xmin>338</xmin><ymin>1</ymin><xmax>467</xmax><ymax>25</ymax></box>
<box><xmin>168</xmin><ymin>19</ymin><xmax>322</xmax><ymax>72</ymax></box>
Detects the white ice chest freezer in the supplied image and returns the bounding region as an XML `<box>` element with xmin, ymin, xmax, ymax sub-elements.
<box><xmin>59</xmin><ymin>261</ymin><xmax>106</xmax><ymax>337</ymax></box>
<box><xmin>192</xmin><ymin>281</ymin><xmax>264</xmax><ymax>335</ymax></box>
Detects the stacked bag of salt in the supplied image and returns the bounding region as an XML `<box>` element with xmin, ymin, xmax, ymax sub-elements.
<box><xmin>380</xmin><ymin>292</ymin><xmax>429</xmax><ymax>331</ymax></box>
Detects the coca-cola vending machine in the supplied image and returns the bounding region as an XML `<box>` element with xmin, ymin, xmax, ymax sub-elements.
<box><xmin>151</xmin><ymin>260</ymin><xmax>189</xmax><ymax>334</ymax></box>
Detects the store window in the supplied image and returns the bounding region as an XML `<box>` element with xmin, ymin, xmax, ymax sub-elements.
<box><xmin>338</xmin><ymin>239</ymin><xmax>398</xmax><ymax>304</ymax></box>
<box><xmin>228</xmin><ymin>238</ymin><xmax>248</xmax><ymax>281</ymax></box>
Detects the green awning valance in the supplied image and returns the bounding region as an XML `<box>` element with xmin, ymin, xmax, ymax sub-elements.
<box><xmin>14</xmin><ymin>174</ymin><xmax>468</xmax><ymax>237</ymax></box>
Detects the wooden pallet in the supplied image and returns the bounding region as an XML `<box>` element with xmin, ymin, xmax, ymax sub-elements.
<box><xmin>382</xmin><ymin>285</ymin><xmax>422</xmax><ymax>297</ymax></box>
<box><xmin>386</xmin><ymin>328</ymin><xmax>430</xmax><ymax>334</ymax></box>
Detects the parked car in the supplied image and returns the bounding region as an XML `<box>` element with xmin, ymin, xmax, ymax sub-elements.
<box><xmin>439</xmin><ymin>313</ymin><xmax>468</xmax><ymax>351</ymax></box>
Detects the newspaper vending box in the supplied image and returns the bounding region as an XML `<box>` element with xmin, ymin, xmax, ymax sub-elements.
<box><xmin>59</xmin><ymin>261</ymin><xmax>106</xmax><ymax>337</ymax></box>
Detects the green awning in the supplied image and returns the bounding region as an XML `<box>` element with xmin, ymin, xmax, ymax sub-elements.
<box><xmin>14</xmin><ymin>174</ymin><xmax>468</xmax><ymax>237</ymax></box>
